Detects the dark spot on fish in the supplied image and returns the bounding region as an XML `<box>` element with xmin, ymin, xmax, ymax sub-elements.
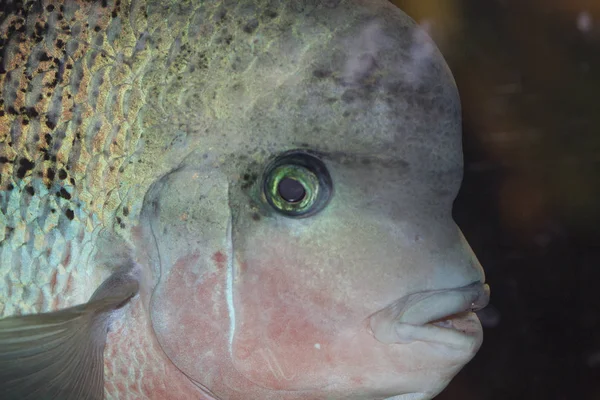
<box><xmin>47</xmin><ymin>168</ymin><xmax>56</xmax><ymax>181</ymax></box>
<box><xmin>58</xmin><ymin>169</ymin><xmax>67</xmax><ymax>180</ymax></box>
<box><xmin>7</xmin><ymin>106</ymin><xmax>18</xmax><ymax>115</ymax></box>
<box><xmin>17</xmin><ymin>158</ymin><xmax>35</xmax><ymax>179</ymax></box>
<box><xmin>22</xmin><ymin>118</ymin><xmax>29</xmax><ymax>125</ymax></box>
<box><xmin>313</xmin><ymin>69</ymin><xmax>331</xmax><ymax>79</ymax></box>
<box><xmin>0</xmin><ymin>157</ymin><xmax>10</xmax><ymax>164</ymax></box>
<box><xmin>25</xmin><ymin>108</ymin><xmax>39</xmax><ymax>118</ymax></box>
<box><xmin>243</xmin><ymin>20</ymin><xmax>259</xmax><ymax>34</ymax></box>
<box><xmin>65</xmin><ymin>209</ymin><xmax>74</xmax><ymax>220</ymax></box>
<box><xmin>46</xmin><ymin>120</ymin><xmax>56</xmax><ymax>130</ymax></box>
<box><xmin>51</xmin><ymin>155</ymin><xmax>56</xmax><ymax>163</ymax></box>
<box><xmin>0</xmin><ymin>110</ymin><xmax>4</xmax><ymax>117</ymax></box>
<box><xmin>47</xmin><ymin>77</ymin><xmax>59</xmax><ymax>88</ymax></box>
<box><xmin>6</xmin><ymin>24</ymin><xmax>17</xmax><ymax>36</ymax></box>
<box><xmin>25</xmin><ymin>186</ymin><xmax>34</xmax><ymax>196</ymax></box>
<box><xmin>241</xmin><ymin>172</ymin><xmax>258</xmax><ymax>190</ymax></box>
<box><xmin>252</xmin><ymin>213</ymin><xmax>261</xmax><ymax>221</ymax></box>
<box><xmin>101</xmin><ymin>0</ymin><xmax>108</xmax><ymax>7</ymax></box>
<box><xmin>116</xmin><ymin>216</ymin><xmax>122</xmax><ymax>224</ymax></box>
<box><xmin>69</xmin><ymin>177</ymin><xmax>75</xmax><ymax>185</ymax></box>
<box><xmin>123</xmin><ymin>206</ymin><xmax>129</xmax><ymax>216</ymax></box>
<box><xmin>265</xmin><ymin>10</ymin><xmax>278</xmax><ymax>19</ymax></box>
<box><xmin>5</xmin><ymin>226</ymin><xmax>14</xmax><ymax>239</ymax></box>
<box><xmin>7</xmin><ymin>184</ymin><xmax>14</xmax><ymax>191</ymax></box>
<box><xmin>34</xmin><ymin>22</ymin><xmax>47</xmax><ymax>38</ymax></box>
<box><xmin>56</xmin><ymin>39</ymin><xmax>65</xmax><ymax>48</ymax></box>
<box><xmin>120</xmin><ymin>222</ymin><xmax>126</xmax><ymax>229</ymax></box>
<box><xmin>39</xmin><ymin>52</ymin><xmax>52</xmax><ymax>62</ymax></box>
<box><xmin>94</xmin><ymin>25</ymin><xmax>101</xmax><ymax>32</ymax></box>
<box><xmin>51</xmin><ymin>208</ymin><xmax>56</xmax><ymax>213</ymax></box>
<box><xmin>56</xmin><ymin>188</ymin><xmax>71</xmax><ymax>200</ymax></box>
<box><xmin>66</xmin><ymin>63</ymin><xmax>72</xmax><ymax>69</ymax></box>
<box><xmin>46</xmin><ymin>4</ymin><xmax>55</xmax><ymax>12</ymax></box>
<box><xmin>198</xmin><ymin>52</ymin><xmax>208</xmax><ymax>69</ymax></box>
<box><xmin>341</xmin><ymin>90</ymin><xmax>358</xmax><ymax>103</ymax></box>
<box><xmin>214</xmin><ymin>9</ymin><xmax>227</xmax><ymax>24</ymax></box>
<box><xmin>45</xmin><ymin>134</ymin><xmax>52</xmax><ymax>144</ymax></box>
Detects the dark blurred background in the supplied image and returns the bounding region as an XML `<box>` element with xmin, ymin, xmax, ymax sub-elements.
<box><xmin>391</xmin><ymin>1</ymin><xmax>600</xmax><ymax>399</ymax></box>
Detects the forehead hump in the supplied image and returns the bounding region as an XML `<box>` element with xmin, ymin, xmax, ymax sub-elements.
<box><xmin>174</xmin><ymin>1</ymin><xmax>462</xmax><ymax>179</ymax></box>
<box><xmin>221</xmin><ymin>1</ymin><xmax>460</xmax><ymax>168</ymax></box>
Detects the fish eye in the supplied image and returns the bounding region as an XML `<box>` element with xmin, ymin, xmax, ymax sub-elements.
<box><xmin>262</xmin><ymin>150</ymin><xmax>333</xmax><ymax>218</ymax></box>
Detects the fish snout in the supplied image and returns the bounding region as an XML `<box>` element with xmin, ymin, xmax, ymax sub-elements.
<box><xmin>369</xmin><ymin>282</ymin><xmax>490</xmax><ymax>350</ymax></box>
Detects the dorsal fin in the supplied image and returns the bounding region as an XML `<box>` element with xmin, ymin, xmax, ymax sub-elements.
<box><xmin>0</xmin><ymin>268</ymin><xmax>139</xmax><ymax>400</ymax></box>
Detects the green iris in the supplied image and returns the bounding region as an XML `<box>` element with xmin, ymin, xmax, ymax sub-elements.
<box><xmin>263</xmin><ymin>151</ymin><xmax>333</xmax><ymax>218</ymax></box>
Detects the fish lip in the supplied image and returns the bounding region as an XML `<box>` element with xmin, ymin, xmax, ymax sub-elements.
<box><xmin>369</xmin><ymin>281</ymin><xmax>490</xmax><ymax>349</ymax></box>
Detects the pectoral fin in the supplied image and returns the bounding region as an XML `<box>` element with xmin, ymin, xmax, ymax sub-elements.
<box><xmin>0</xmin><ymin>272</ymin><xmax>139</xmax><ymax>400</ymax></box>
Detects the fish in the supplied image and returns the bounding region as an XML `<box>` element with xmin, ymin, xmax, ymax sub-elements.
<box><xmin>0</xmin><ymin>1</ymin><xmax>490</xmax><ymax>399</ymax></box>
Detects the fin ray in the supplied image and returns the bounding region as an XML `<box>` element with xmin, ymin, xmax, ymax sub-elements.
<box><xmin>0</xmin><ymin>274</ymin><xmax>138</xmax><ymax>400</ymax></box>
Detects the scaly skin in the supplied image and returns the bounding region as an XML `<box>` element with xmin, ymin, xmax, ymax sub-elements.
<box><xmin>1</xmin><ymin>1</ymin><xmax>484</xmax><ymax>399</ymax></box>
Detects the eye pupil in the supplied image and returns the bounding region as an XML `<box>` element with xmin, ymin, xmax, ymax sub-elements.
<box><xmin>278</xmin><ymin>177</ymin><xmax>305</xmax><ymax>203</ymax></box>
<box><xmin>262</xmin><ymin>150</ymin><xmax>333</xmax><ymax>218</ymax></box>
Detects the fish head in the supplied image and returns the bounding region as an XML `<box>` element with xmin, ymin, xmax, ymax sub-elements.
<box><xmin>137</xmin><ymin>1</ymin><xmax>489</xmax><ymax>399</ymax></box>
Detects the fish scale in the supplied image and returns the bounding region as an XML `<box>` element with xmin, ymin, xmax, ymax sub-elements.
<box><xmin>0</xmin><ymin>0</ymin><xmax>154</xmax><ymax>316</ymax></box>
<box><xmin>3</xmin><ymin>0</ymin><xmax>282</xmax><ymax>308</ymax></box>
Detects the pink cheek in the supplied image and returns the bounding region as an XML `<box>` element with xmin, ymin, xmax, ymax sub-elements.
<box><xmin>230</xmin><ymin>242</ymin><xmax>418</xmax><ymax>392</ymax></box>
<box><xmin>157</xmin><ymin>252</ymin><xmax>228</xmax><ymax>360</ymax></box>
<box><xmin>232</xmin><ymin>250</ymin><xmax>359</xmax><ymax>390</ymax></box>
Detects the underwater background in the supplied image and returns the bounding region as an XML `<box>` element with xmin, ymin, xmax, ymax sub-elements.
<box><xmin>392</xmin><ymin>0</ymin><xmax>600</xmax><ymax>399</ymax></box>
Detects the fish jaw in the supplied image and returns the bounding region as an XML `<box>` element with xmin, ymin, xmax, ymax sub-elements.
<box><xmin>369</xmin><ymin>282</ymin><xmax>490</xmax><ymax>349</ymax></box>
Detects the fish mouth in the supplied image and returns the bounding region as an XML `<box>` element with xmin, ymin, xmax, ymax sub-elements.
<box><xmin>369</xmin><ymin>281</ymin><xmax>490</xmax><ymax>349</ymax></box>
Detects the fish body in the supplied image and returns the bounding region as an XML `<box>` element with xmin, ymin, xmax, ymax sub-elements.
<box><xmin>0</xmin><ymin>1</ymin><xmax>489</xmax><ymax>399</ymax></box>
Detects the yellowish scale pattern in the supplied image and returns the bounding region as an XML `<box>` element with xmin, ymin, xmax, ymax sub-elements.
<box><xmin>1</xmin><ymin>0</ymin><xmax>318</xmax><ymax>317</ymax></box>
<box><xmin>0</xmin><ymin>0</ymin><xmax>147</xmax><ymax>316</ymax></box>
<box><xmin>0</xmin><ymin>0</ymin><xmax>324</xmax><ymax>397</ymax></box>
